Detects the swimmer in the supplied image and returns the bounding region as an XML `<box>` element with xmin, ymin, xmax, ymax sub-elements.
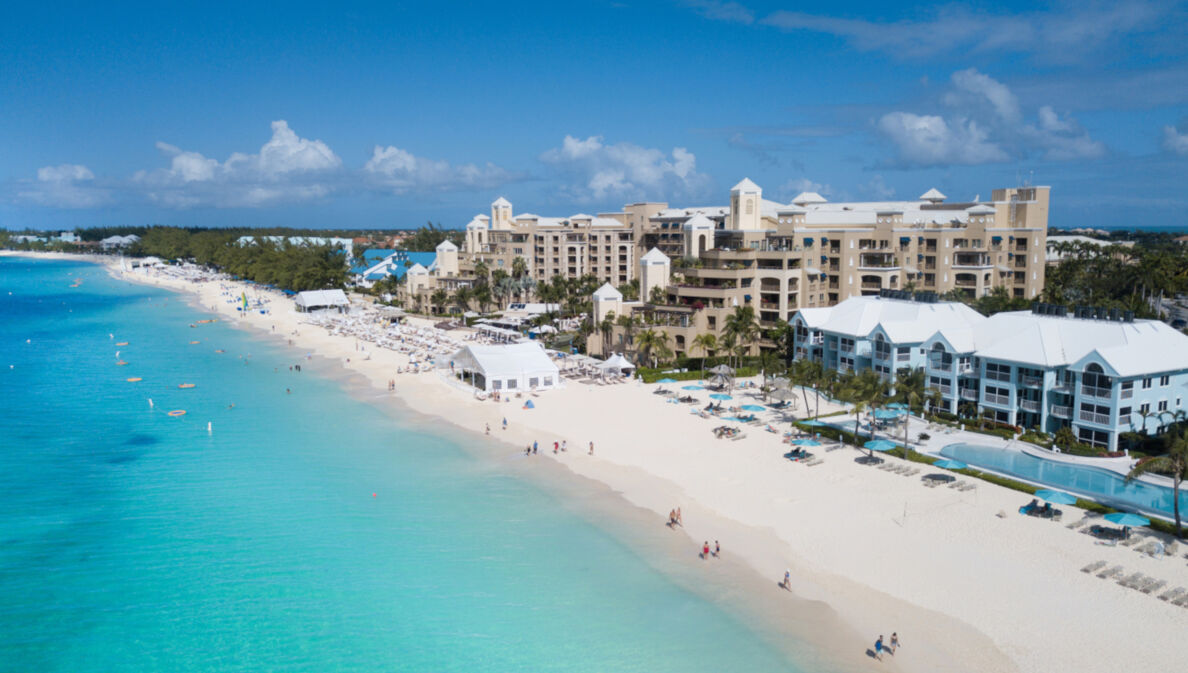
<box><xmin>227</xmin><ymin>403</ymin><xmax>236</xmax><ymax>410</ymax></box>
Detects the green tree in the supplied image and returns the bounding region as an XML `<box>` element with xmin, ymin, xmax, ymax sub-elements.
<box><xmin>599</xmin><ymin>311</ymin><xmax>616</xmax><ymax>357</ymax></box>
<box><xmin>691</xmin><ymin>332</ymin><xmax>717</xmax><ymax>375</ymax></box>
<box><xmin>634</xmin><ymin>329</ymin><xmax>672</xmax><ymax>368</ymax></box>
<box><xmin>1126</xmin><ymin>427</ymin><xmax>1188</xmax><ymax>536</ymax></box>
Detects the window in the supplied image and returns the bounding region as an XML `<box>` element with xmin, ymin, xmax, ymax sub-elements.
<box><xmin>1159</xmin><ymin>400</ymin><xmax>1168</xmax><ymax>412</ymax></box>
<box><xmin>493</xmin><ymin>380</ymin><xmax>502</xmax><ymax>390</ymax></box>
<box><xmin>986</xmin><ymin>363</ymin><xmax>1011</xmax><ymax>382</ymax></box>
<box><xmin>1142</xmin><ymin>377</ymin><xmax>1152</xmax><ymax>389</ymax></box>
<box><xmin>1119</xmin><ymin>406</ymin><xmax>1131</xmax><ymax>419</ymax></box>
<box><xmin>1140</xmin><ymin>402</ymin><xmax>1150</xmax><ymax>415</ymax></box>
<box><xmin>1160</xmin><ymin>374</ymin><xmax>1170</xmax><ymax>386</ymax></box>
<box><xmin>506</xmin><ymin>379</ymin><xmax>517</xmax><ymax>389</ymax></box>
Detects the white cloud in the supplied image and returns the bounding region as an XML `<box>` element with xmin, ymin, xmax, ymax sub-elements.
<box><xmin>17</xmin><ymin>163</ymin><xmax>111</xmax><ymax>208</ymax></box>
<box><xmin>758</xmin><ymin>2</ymin><xmax>1166</xmax><ymax>61</ymax></box>
<box><xmin>540</xmin><ymin>135</ymin><xmax>711</xmax><ymax>202</ymax></box>
<box><xmin>364</xmin><ymin>145</ymin><xmax>518</xmax><ymax>194</ymax></box>
<box><xmin>778</xmin><ymin>177</ymin><xmax>833</xmax><ymax>200</ymax></box>
<box><xmin>877</xmin><ymin>112</ymin><xmax>1007</xmax><ymax>166</ymax></box>
<box><xmin>861</xmin><ymin>174</ymin><xmax>895</xmax><ymax>200</ymax></box>
<box><xmin>877</xmin><ymin>69</ymin><xmax>1104</xmax><ymax>166</ymax></box>
<box><xmin>1163</xmin><ymin>124</ymin><xmax>1188</xmax><ymax>156</ymax></box>
<box><xmin>133</xmin><ymin>120</ymin><xmax>342</xmax><ymax>208</ymax></box>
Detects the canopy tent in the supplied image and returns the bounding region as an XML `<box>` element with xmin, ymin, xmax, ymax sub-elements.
<box><xmin>448</xmin><ymin>342</ymin><xmax>560</xmax><ymax>393</ymax></box>
<box><xmin>294</xmin><ymin>289</ymin><xmax>349</xmax><ymax>313</ymax></box>
<box><xmin>476</xmin><ymin>324</ymin><xmax>525</xmax><ymax>343</ymax></box>
<box><xmin>598</xmin><ymin>353</ymin><xmax>636</xmax><ymax>377</ymax></box>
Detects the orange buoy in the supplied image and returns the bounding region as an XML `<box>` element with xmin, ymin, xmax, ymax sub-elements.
<box><xmin>167</xmin><ymin>410</ymin><xmax>186</xmax><ymax>417</ymax></box>
<box><xmin>116</xmin><ymin>360</ymin><xmax>128</xmax><ymax>366</ymax></box>
<box><xmin>214</xmin><ymin>349</ymin><xmax>225</xmax><ymax>353</ymax></box>
<box><xmin>126</xmin><ymin>377</ymin><xmax>142</xmax><ymax>382</ymax></box>
<box><xmin>115</xmin><ymin>341</ymin><xmax>129</xmax><ymax>346</ymax></box>
<box><xmin>178</xmin><ymin>383</ymin><xmax>196</xmax><ymax>389</ymax></box>
<box><xmin>189</xmin><ymin>340</ymin><xmax>200</xmax><ymax>345</ymax></box>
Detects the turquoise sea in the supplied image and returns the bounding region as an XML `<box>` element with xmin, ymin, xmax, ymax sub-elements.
<box><xmin>0</xmin><ymin>257</ymin><xmax>813</xmax><ymax>673</ymax></box>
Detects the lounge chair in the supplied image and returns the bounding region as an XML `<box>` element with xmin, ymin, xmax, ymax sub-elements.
<box><xmin>1097</xmin><ymin>565</ymin><xmax>1123</xmax><ymax>579</ymax></box>
<box><xmin>1142</xmin><ymin>579</ymin><xmax>1167</xmax><ymax>595</ymax></box>
<box><xmin>1174</xmin><ymin>593</ymin><xmax>1188</xmax><ymax>607</ymax></box>
<box><xmin>1117</xmin><ymin>572</ymin><xmax>1146</xmax><ymax>588</ymax></box>
<box><xmin>1158</xmin><ymin>587</ymin><xmax>1186</xmax><ymax>602</ymax></box>
<box><xmin>1081</xmin><ymin>560</ymin><xmax>1107</xmax><ymax>574</ymax></box>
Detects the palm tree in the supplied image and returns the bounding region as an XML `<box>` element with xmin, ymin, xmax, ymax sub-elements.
<box><xmin>722</xmin><ymin>305</ymin><xmax>758</xmax><ymax>366</ymax></box>
<box><xmin>473</xmin><ymin>260</ymin><xmax>489</xmax><ymax>284</ymax></box>
<box><xmin>430</xmin><ymin>288</ymin><xmax>449</xmax><ymax>315</ymax></box>
<box><xmin>615</xmin><ymin>313</ymin><xmax>639</xmax><ymax>354</ymax></box>
<box><xmin>598</xmin><ymin>311</ymin><xmax>616</xmax><ymax>357</ymax></box>
<box><xmin>691</xmin><ymin>333</ymin><xmax>717</xmax><ymax>375</ymax></box>
<box><xmin>635</xmin><ymin>329</ymin><xmax>672</xmax><ymax>368</ymax></box>
<box><xmin>894</xmin><ymin>367</ymin><xmax>927</xmax><ymax>413</ymax></box>
<box><xmin>453</xmin><ymin>286</ymin><xmax>472</xmax><ymax>315</ymax></box>
<box><xmin>648</xmin><ymin>284</ymin><xmax>667</xmax><ymax>305</ymax></box>
<box><xmin>1126</xmin><ymin>427</ymin><xmax>1188</xmax><ymax>536</ymax></box>
<box><xmin>511</xmin><ymin>256</ymin><xmax>528</xmax><ymax>280</ymax></box>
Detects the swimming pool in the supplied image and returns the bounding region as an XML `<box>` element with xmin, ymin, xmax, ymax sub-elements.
<box><xmin>938</xmin><ymin>443</ymin><xmax>1188</xmax><ymax>518</ymax></box>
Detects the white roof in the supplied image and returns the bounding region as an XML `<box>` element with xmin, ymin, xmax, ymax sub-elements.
<box><xmin>294</xmin><ymin>289</ymin><xmax>349</xmax><ymax>308</ymax></box>
<box><xmin>436</xmin><ymin>239</ymin><xmax>458</xmax><ymax>251</ymax></box>
<box><xmin>640</xmin><ymin>247</ymin><xmax>669</xmax><ymax>265</ymax></box>
<box><xmin>492</xmin><ymin>196</ymin><xmax>511</xmax><ymax>207</ymax></box>
<box><xmin>568</xmin><ymin>213</ymin><xmax>593</xmax><ymax>220</ymax></box>
<box><xmin>449</xmin><ymin>342</ymin><xmax>559</xmax><ymax>378</ymax></box>
<box><xmin>593</xmin><ymin>282</ymin><xmax>623</xmax><ymax>301</ymax></box>
<box><xmin>683</xmin><ymin>213</ymin><xmax>714</xmax><ymax>229</ymax></box>
<box><xmin>967</xmin><ymin>312</ymin><xmax>1188</xmax><ymax>375</ymax></box>
<box><xmin>407</xmin><ymin>263</ymin><xmax>428</xmax><ymax>274</ymax></box>
<box><xmin>777</xmin><ymin>204</ymin><xmax>806</xmax><ymax>214</ymax></box>
<box><xmin>966</xmin><ymin>204</ymin><xmax>996</xmax><ymax>215</ymax></box>
<box><xmin>731</xmin><ymin>177</ymin><xmax>761</xmax><ymax>193</ymax></box>
<box><xmin>796</xmin><ymin>296</ymin><xmax>985</xmax><ymax>344</ymax></box>
<box><xmin>599</xmin><ymin>353</ymin><xmax>636</xmax><ymax>371</ymax></box>
<box><xmin>466</xmin><ymin>216</ymin><xmax>488</xmax><ymax>230</ymax></box>
<box><xmin>919</xmin><ymin>188</ymin><xmax>947</xmax><ymax>202</ymax></box>
<box><xmin>792</xmin><ymin>191</ymin><xmax>827</xmax><ymax>205</ymax></box>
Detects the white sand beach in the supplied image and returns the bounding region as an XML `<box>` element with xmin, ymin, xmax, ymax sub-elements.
<box><xmin>13</xmin><ymin>252</ymin><xmax>1186</xmax><ymax>673</ymax></box>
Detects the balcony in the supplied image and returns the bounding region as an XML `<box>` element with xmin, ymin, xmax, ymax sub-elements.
<box><xmin>1020</xmin><ymin>375</ymin><xmax>1042</xmax><ymax>387</ymax></box>
<box><xmin>984</xmin><ymin>392</ymin><xmax>1010</xmax><ymax>406</ymax></box>
<box><xmin>1080</xmin><ymin>386</ymin><xmax>1112</xmax><ymax>400</ymax></box>
<box><xmin>959</xmin><ymin>388</ymin><xmax>978</xmax><ymax>401</ymax></box>
<box><xmin>1051</xmin><ymin>382</ymin><xmax>1073</xmax><ymax>394</ymax></box>
<box><xmin>1051</xmin><ymin>405</ymin><xmax>1072</xmax><ymax>419</ymax></box>
<box><xmin>928</xmin><ymin>358</ymin><xmax>953</xmax><ymax>372</ymax></box>
<box><xmin>1121</xmin><ymin>388</ymin><xmax>1134</xmax><ymax>399</ymax></box>
<box><xmin>1079</xmin><ymin>410</ymin><xmax>1112</xmax><ymax>426</ymax></box>
<box><xmin>931</xmin><ymin>384</ymin><xmax>952</xmax><ymax>395</ymax></box>
<box><xmin>956</xmin><ymin>362</ymin><xmax>974</xmax><ymax>375</ymax></box>
<box><xmin>1019</xmin><ymin>399</ymin><xmax>1040</xmax><ymax>412</ymax></box>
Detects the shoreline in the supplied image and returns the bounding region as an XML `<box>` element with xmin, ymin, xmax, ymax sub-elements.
<box><xmin>9</xmin><ymin>250</ymin><xmax>1188</xmax><ymax>673</ymax></box>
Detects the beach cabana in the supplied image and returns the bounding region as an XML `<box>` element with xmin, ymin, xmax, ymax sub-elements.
<box><xmin>598</xmin><ymin>354</ymin><xmax>636</xmax><ymax>378</ymax></box>
<box><xmin>294</xmin><ymin>289</ymin><xmax>350</xmax><ymax>313</ymax></box>
<box><xmin>448</xmin><ymin>342</ymin><xmax>560</xmax><ymax>393</ymax></box>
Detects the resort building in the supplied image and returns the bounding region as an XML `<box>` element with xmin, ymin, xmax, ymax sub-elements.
<box><xmin>792</xmin><ymin>294</ymin><xmax>1188</xmax><ymax>451</ymax></box>
<box><xmin>351</xmin><ymin>249</ymin><xmax>436</xmax><ymax>287</ymax></box>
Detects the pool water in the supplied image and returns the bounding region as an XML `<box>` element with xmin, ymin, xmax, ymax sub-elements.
<box><xmin>939</xmin><ymin>443</ymin><xmax>1188</xmax><ymax>518</ymax></box>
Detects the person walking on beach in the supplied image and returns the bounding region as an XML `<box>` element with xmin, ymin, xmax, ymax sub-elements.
<box><xmin>782</xmin><ymin>569</ymin><xmax>791</xmax><ymax>590</ymax></box>
<box><xmin>588</xmin><ymin>441</ymin><xmax>594</xmax><ymax>455</ymax></box>
<box><xmin>889</xmin><ymin>633</ymin><xmax>900</xmax><ymax>655</ymax></box>
<box><xmin>701</xmin><ymin>542</ymin><xmax>710</xmax><ymax>559</ymax></box>
<box><xmin>561</xmin><ymin>440</ymin><xmax>567</xmax><ymax>452</ymax></box>
<box><xmin>713</xmin><ymin>541</ymin><xmax>720</xmax><ymax>558</ymax></box>
<box><xmin>553</xmin><ymin>441</ymin><xmax>558</xmax><ymax>454</ymax></box>
<box><xmin>485</xmin><ymin>423</ymin><xmax>490</xmax><ymax>435</ymax></box>
<box><xmin>676</xmin><ymin>508</ymin><xmax>682</xmax><ymax>526</ymax></box>
<box><xmin>503</xmin><ymin>417</ymin><xmax>508</xmax><ymax>431</ymax></box>
<box><xmin>532</xmin><ymin>441</ymin><xmax>538</xmax><ymax>455</ymax></box>
<box><xmin>525</xmin><ymin>445</ymin><xmax>531</xmax><ymax>456</ymax></box>
<box><xmin>874</xmin><ymin>635</ymin><xmax>884</xmax><ymax>661</ymax></box>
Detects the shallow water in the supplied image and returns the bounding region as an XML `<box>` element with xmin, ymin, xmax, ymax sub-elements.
<box><xmin>0</xmin><ymin>257</ymin><xmax>815</xmax><ymax>672</ymax></box>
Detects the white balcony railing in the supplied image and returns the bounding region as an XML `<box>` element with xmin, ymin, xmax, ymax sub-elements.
<box><xmin>1051</xmin><ymin>405</ymin><xmax>1072</xmax><ymax>418</ymax></box>
<box><xmin>1081</xmin><ymin>386</ymin><xmax>1112</xmax><ymax>399</ymax></box>
<box><xmin>1020</xmin><ymin>375</ymin><xmax>1042</xmax><ymax>387</ymax></box>
<box><xmin>931</xmin><ymin>384</ymin><xmax>952</xmax><ymax>395</ymax></box>
<box><xmin>984</xmin><ymin>393</ymin><xmax>1010</xmax><ymax>406</ymax></box>
<box><xmin>959</xmin><ymin>388</ymin><xmax>978</xmax><ymax>401</ymax></box>
<box><xmin>1019</xmin><ymin>399</ymin><xmax>1040</xmax><ymax>412</ymax></box>
<box><xmin>1079</xmin><ymin>410</ymin><xmax>1111</xmax><ymax>425</ymax></box>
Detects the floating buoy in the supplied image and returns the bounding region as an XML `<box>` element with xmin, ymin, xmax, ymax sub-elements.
<box><xmin>178</xmin><ymin>383</ymin><xmax>196</xmax><ymax>389</ymax></box>
<box><xmin>148</xmin><ymin>398</ymin><xmax>154</xmax><ymax>408</ymax></box>
<box><xmin>167</xmin><ymin>410</ymin><xmax>186</xmax><ymax>417</ymax></box>
<box><xmin>116</xmin><ymin>361</ymin><xmax>128</xmax><ymax>366</ymax></box>
<box><xmin>189</xmin><ymin>340</ymin><xmax>200</xmax><ymax>345</ymax></box>
<box><xmin>116</xmin><ymin>341</ymin><xmax>129</xmax><ymax>346</ymax></box>
<box><xmin>126</xmin><ymin>377</ymin><xmax>142</xmax><ymax>382</ymax></box>
<box><xmin>207</xmin><ymin>422</ymin><xmax>212</xmax><ymax>434</ymax></box>
<box><xmin>214</xmin><ymin>349</ymin><xmax>225</xmax><ymax>353</ymax></box>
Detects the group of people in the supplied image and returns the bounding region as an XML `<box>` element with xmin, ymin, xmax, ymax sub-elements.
<box><xmin>873</xmin><ymin>633</ymin><xmax>901</xmax><ymax>661</ymax></box>
<box><xmin>700</xmin><ymin>540</ymin><xmax>721</xmax><ymax>560</ymax></box>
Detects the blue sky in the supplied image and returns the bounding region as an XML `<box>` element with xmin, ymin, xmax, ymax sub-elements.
<box><xmin>3</xmin><ymin>0</ymin><xmax>1187</xmax><ymax>231</ymax></box>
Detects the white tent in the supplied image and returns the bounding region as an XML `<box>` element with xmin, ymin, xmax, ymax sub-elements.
<box><xmin>598</xmin><ymin>353</ymin><xmax>636</xmax><ymax>377</ymax></box>
<box><xmin>294</xmin><ymin>289</ymin><xmax>350</xmax><ymax>313</ymax></box>
<box><xmin>448</xmin><ymin>342</ymin><xmax>561</xmax><ymax>392</ymax></box>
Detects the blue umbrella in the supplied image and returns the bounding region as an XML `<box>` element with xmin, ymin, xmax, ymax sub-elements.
<box><xmin>682</xmin><ymin>384</ymin><xmax>704</xmax><ymax>390</ymax></box>
<box><xmin>886</xmin><ymin>402</ymin><xmax>909</xmax><ymax>410</ymax></box>
<box><xmin>800</xmin><ymin>419</ymin><xmax>828</xmax><ymax>427</ymax></box>
<box><xmin>1104</xmin><ymin>512</ymin><xmax>1150</xmax><ymax>527</ymax></box>
<box><xmin>656</xmin><ymin>378</ymin><xmax>677</xmax><ymax>384</ymax></box>
<box><xmin>523</xmin><ymin>399</ymin><xmax>535</xmax><ymax>409</ymax></box>
<box><xmin>864</xmin><ymin>439</ymin><xmax>897</xmax><ymax>452</ymax></box>
<box><xmin>873</xmin><ymin>408</ymin><xmax>905</xmax><ymax>420</ymax></box>
<box><xmin>1035</xmin><ymin>489</ymin><xmax>1078</xmax><ymax>505</ymax></box>
<box><xmin>792</xmin><ymin>439</ymin><xmax>821</xmax><ymax>447</ymax></box>
<box><xmin>741</xmin><ymin>404</ymin><xmax>766</xmax><ymax>412</ymax></box>
<box><xmin>934</xmin><ymin>459</ymin><xmax>967</xmax><ymax>470</ymax></box>
<box><xmin>710</xmin><ymin>393</ymin><xmax>732</xmax><ymax>401</ymax></box>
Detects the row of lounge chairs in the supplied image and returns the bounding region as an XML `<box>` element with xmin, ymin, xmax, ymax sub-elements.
<box><xmin>1080</xmin><ymin>561</ymin><xmax>1188</xmax><ymax>607</ymax></box>
<box><xmin>923</xmin><ymin>478</ymin><xmax>976</xmax><ymax>491</ymax></box>
<box><xmin>878</xmin><ymin>463</ymin><xmax>921</xmax><ymax>477</ymax></box>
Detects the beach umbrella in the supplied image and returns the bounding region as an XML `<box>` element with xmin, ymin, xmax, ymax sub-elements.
<box><xmin>886</xmin><ymin>402</ymin><xmax>909</xmax><ymax>410</ymax></box>
<box><xmin>873</xmin><ymin>408</ymin><xmax>905</xmax><ymax>420</ymax></box>
<box><xmin>791</xmin><ymin>439</ymin><xmax>821</xmax><ymax>447</ymax></box>
<box><xmin>710</xmin><ymin>393</ymin><xmax>732</xmax><ymax>401</ymax></box>
<box><xmin>741</xmin><ymin>404</ymin><xmax>766</xmax><ymax>412</ymax></box>
<box><xmin>1035</xmin><ymin>489</ymin><xmax>1078</xmax><ymax>505</ymax></box>
<box><xmin>864</xmin><ymin>439</ymin><xmax>897</xmax><ymax>452</ymax></box>
<box><xmin>682</xmin><ymin>384</ymin><xmax>705</xmax><ymax>391</ymax></box>
<box><xmin>1104</xmin><ymin>512</ymin><xmax>1150</xmax><ymax>528</ymax></box>
<box><xmin>933</xmin><ymin>459</ymin><xmax>967</xmax><ymax>470</ymax></box>
<box><xmin>800</xmin><ymin>419</ymin><xmax>828</xmax><ymax>427</ymax></box>
<box><xmin>656</xmin><ymin>378</ymin><xmax>677</xmax><ymax>384</ymax></box>
<box><xmin>708</xmin><ymin>364</ymin><xmax>735</xmax><ymax>375</ymax></box>
<box><xmin>770</xmin><ymin>388</ymin><xmax>796</xmax><ymax>401</ymax></box>
<box><xmin>523</xmin><ymin>399</ymin><xmax>535</xmax><ymax>409</ymax></box>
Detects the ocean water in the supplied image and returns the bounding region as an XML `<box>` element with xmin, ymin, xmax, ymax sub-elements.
<box><xmin>0</xmin><ymin>257</ymin><xmax>808</xmax><ymax>673</ymax></box>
